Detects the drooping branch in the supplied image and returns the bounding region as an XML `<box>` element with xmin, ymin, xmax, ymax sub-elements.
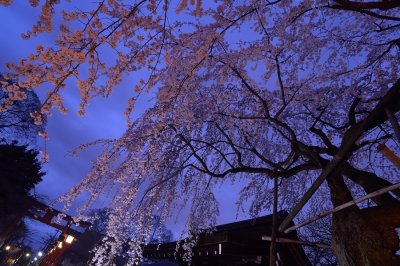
<box><xmin>275</xmin><ymin>55</ymin><xmax>286</xmax><ymax>113</ymax></box>
<box><xmin>213</xmin><ymin>123</ymin><xmax>245</xmax><ymax>167</ymax></box>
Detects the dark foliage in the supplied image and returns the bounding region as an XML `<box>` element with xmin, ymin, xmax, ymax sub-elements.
<box><xmin>0</xmin><ymin>143</ymin><xmax>45</xmax><ymax>215</ymax></box>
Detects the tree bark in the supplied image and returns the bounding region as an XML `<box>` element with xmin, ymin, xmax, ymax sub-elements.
<box><xmin>327</xmin><ymin>171</ymin><xmax>400</xmax><ymax>266</ymax></box>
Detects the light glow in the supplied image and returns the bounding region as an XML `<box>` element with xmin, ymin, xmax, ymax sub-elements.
<box><xmin>57</xmin><ymin>242</ymin><xmax>63</xmax><ymax>249</ymax></box>
<box><xmin>65</xmin><ymin>235</ymin><xmax>75</xmax><ymax>244</ymax></box>
<box><xmin>5</xmin><ymin>245</ymin><xmax>10</xmax><ymax>251</ymax></box>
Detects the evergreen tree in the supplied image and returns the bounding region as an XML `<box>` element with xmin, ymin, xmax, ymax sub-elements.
<box><xmin>0</xmin><ymin>143</ymin><xmax>45</xmax><ymax>216</ymax></box>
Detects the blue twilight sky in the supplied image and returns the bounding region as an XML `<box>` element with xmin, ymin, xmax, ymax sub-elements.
<box><xmin>0</xmin><ymin>2</ymin><xmax>248</xmax><ymax>246</ymax></box>
<box><xmin>0</xmin><ymin>2</ymin><xmax>136</xmax><ymax>248</ymax></box>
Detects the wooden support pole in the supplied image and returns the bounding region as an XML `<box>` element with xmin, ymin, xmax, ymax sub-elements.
<box><xmin>385</xmin><ymin>108</ymin><xmax>400</xmax><ymax>144</ymax></box>
<box><xmin>269</xmin><ymin>177</ymin><xmax>278</xmax><ymax>266</ymax></box>
<box><xmin>262</xmin><ymin>236</ymin><xmax>331</xmax><ymax>249</ymax></box>
<box><xmin>283</xmin><ymin>181</ymin><xmax>400</xmax><ymax>234</ymax></box>
<box><xmin>378</xmin><ymin>144</ymin><xmax>400</xmax><ymax>169</ymax></box>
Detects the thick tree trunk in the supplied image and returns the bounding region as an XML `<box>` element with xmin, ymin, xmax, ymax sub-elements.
<box><xmin>327</xmin><ymin>172</ymin><xmax>400</xmax><ymax>266</ymax></box>
<box><xmin>331</xmin><ymin>208</ymin><xmax>400</xmax><ymax>266</ymax></box>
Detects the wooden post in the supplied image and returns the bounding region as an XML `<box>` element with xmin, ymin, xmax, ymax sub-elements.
<box><xmin>262</xmin><ymin>236</ymin><xmax>331</xmax><ymax>249</ymax></box>
<box><xmin>269</xmin><ymin>177</ymin><xmax>278</xmax><ymax>266</ymax></box>
<box><xmin>283</xmin><ymin>181</ymin><xmax>400</xmax><ymax>234</ymax></box>
<box><xmin>377</xmin><ymin>144</ymin><xmax>400</xmax><ymax>169</ymax></box>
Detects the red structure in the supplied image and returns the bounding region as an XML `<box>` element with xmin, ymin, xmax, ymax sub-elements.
<box><xmin>39</xmin><ymin>233</ymin><xmax>79</xmax><ymax>266</ymax></box>
<box><xmin>0</xmin><ymin>196</ymin><xmax>90</xmax><ymax>266</ymax></box>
